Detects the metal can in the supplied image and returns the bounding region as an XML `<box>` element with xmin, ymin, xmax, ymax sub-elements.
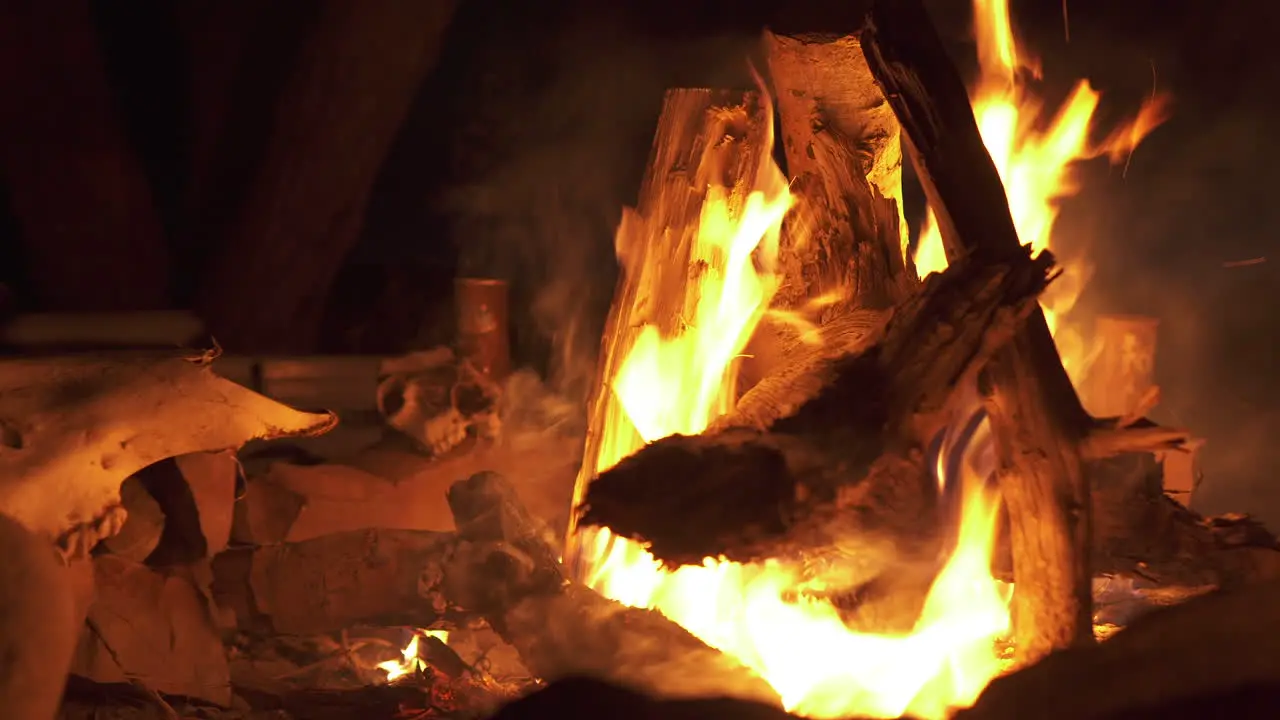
<box><xmin>455</xmin><ymin>277</ymin><xmax>511</xmax><ymax>382</ymax></box>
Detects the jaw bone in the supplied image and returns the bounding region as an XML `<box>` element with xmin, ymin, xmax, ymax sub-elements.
<box><xmin>0</xmin><ymin>350</ymin><xmax>336</xmax><ymax>549</ymax></box>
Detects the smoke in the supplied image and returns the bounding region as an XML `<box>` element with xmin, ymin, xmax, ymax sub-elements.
<box><xmin>438</xmin><ymin>10</ymin><xmax>760</xmax><ymax>404</ymax></box>
<box><xmin>1021</xmin><ymin>6</ymin><xmax>1280</xmax><ymax>527</ymax></box>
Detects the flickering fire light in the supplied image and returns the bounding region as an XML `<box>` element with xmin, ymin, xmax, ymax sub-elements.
<box><xmin>563</xmin><ymin>1</ymin><xmax>1171</xmax><ymax>718</ymax></box>
<box><xmin>914</xmin><ymin>0</ymin><xmax>1169</xmax><ymax>381</ymax></box>
<box><xmin>380</xmin><ymin>629</ymin><xmax>451</xmax><ymax>682</ymax></box>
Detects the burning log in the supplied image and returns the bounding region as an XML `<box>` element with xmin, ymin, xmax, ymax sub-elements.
<box><xmin>763</xmin><ymin>29</ymin><xmax>917</xmax><ymax>315</ymax></box>
<box><xmin>578</xmin><ymin>250</ymin><xmax>1052</xmax><ymax>569</ymax></box>
<box><xmin>448</xmin><ymin>472</ymin><xmax>781</xmax><ymax>706</ymax></box>
<box><xmin>859</xmin><ymin>0</ymin><xmax>1191</xmax><ymax>663</ymax></box>
<box><xmin>495</xmin><ymin>582</ymin><xmax>1280</xmax><ymax>720</ymax></box>
<box><xmin>567</xmin><ymin>86</ymin><xmax>774</xmax><ymax>549</ymax></box>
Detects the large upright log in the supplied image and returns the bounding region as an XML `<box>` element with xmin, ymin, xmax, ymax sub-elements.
<box><xmin>196</xmin><ymin>0</ymin><xmax>460</xmax><ymax>352</ymax></box>
<box><xmin>566</xmin><ymin>88</ymin><xmax>772</xmax><ymax>563</ymax></box>
<box><xmin>764</xmin><ymin>30</ymin><xmax>916</xmax><ymax>315</ymax></box>
<box><xmin>0</xmin><ymin>0</ymin><xmax>170</xmax><ymax>311</ymax></box>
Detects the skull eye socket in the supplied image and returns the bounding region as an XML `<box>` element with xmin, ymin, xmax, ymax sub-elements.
<box><xmin>0</xmin><ymin>420</ymin><xmax>22</xmax><ymax>450</ymax></box>
<box><xmin>454</xmin><ymin>383</ymin><xmax>492</xmax><ymax>416</ymax></box>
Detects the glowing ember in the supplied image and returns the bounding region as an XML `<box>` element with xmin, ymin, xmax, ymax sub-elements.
<box><xmin>380</xmin><ymin>629</ymin><xmax>451</xmax><ymax>682</ymax></box>
<box><xmin>914</xmin><ymin>0</ymin><xmax>1170</xmax><ymax>381</ymax></box>
<box><xmin>568</xmin><ymin>80</ymin><xmax>1009</xmax><ymax>720</ymax></box>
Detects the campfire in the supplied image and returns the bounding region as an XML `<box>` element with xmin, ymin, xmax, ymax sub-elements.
<box><xmin>565</xmin><ymin>0</ymin><xmax>1173</xmax><ymax>717</ymax></box>
<box><xmin>8</xmin><ymin>2</ymin><xmax>1280</xmax><ymax>720</ymax></box>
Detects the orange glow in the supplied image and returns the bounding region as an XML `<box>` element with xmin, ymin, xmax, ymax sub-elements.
<box><xmin>380</xmin><ymin>630</ymin><xmax>450</xmax><ymax>682</ymax></box>
<box><xmin>568</xmin><ymin>82</ymin><xmax>1010</xmax><ymax>717</ymax></box>
<box><xmin>914</xmin><ymin>0</ymin><xmax>1170</xmax><ymax>382</ymax></box>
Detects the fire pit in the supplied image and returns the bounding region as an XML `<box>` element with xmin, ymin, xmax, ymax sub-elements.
<box><xmin>6</xmin><ymin>2</ymin><xmax>1280</xmax><ymax>720</ymax></box>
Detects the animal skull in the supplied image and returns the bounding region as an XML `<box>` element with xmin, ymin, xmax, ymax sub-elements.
<box><xmin>0</xmin><ymin>350</ymin><xmax>336</xmax><ymax>561</ymax></box>
<box><xmin>376</xmin><ymin>349</ymin><xmax>502</xmax><ymax>456</ymax></box>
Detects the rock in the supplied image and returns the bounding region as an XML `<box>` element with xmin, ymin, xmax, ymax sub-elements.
<box><xmin>70</xmin><ymin>556</ymin><xmax>230</xmax><ymax>706</ymax></box>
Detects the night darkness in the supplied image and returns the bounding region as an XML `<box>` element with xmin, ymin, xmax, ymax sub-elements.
<box><xmin>0</xmin><ymin>0</ymin><xmax>1277</xmax><ymax>522</ymax></box>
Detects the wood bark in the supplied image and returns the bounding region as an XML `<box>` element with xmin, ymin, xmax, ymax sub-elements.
<box><xmin>497</xmin><ymin>580</ymin><xmax>1280</xmax><ymax>720</ymax></box>
<box><xmin>450</xmin><ymin>472</ymin><xmax>781</xmax><ymax>705</ymax></box>
<box><xmin>579</xmin><ymin>251</ymin><xmax>1053</xmax><ymax>570</ymax></box>
<box><xmin>859</xmin><ymin>0</ymin><xmax>1188</xmax><ymax>663</ymax></box>
<box><xmin>195</xmin><ymin>0</ymin><xmax>460</xmax><ymax>353</ymax></box>
<box><xmin>0</xmin><ymin>0</ymin><xmax>170</xmax><ymax>311</ymax></box>
<box><xmin>565</xmin><ymin>88</ymin><xmax>772</xmax><ymax>561</ymax></box>
<box><xmin>764</xmin><ymin>30</ymin><xmax>917</xmax><ymax>315</ymax></box>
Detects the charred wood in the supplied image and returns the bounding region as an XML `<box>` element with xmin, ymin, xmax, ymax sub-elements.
<box><xmin>495</xmin><ymin>581</ymin><xmax>1280</xmax><ymax>720</ymax></box>
<box><xmin>490</xmin><ymin>676</ymin><xmax>796</xmax><ymax>720</ymax></box>
<box><xmin>764</xmin><ymin>30</ymin><xmax>917</xmax><ymax>316</ymax></box>
<box><xmin>567</xmin><ymin>88</ymin><xmax>773</xmax><ymax>555</ymax></box>
<box><xmin>579</xmin><ymin>249</ymin><xmax>1054</xmax><ymax>568</ymax></box>
<box><xmin>859</xmin><ymin>0</ymin><xmax>1192</xmax><ymax>663</ymax></box>
<box><xmin>957</xmin><ymin>580</ymin><xmax>1280</xmax><ymax>720</ymax></box>
<box><xmin>447</xmin><ymin>472</ymin><xmax>780</xmax><ymax>706</ymax></box>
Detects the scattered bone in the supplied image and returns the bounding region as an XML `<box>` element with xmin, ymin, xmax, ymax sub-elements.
<box><xmin>0</xmin><ymin>351</ymin><xmax>334</xmax><ymax>548</ymax></box>
<box><xmin>0</xmin><ymin>514</ymin><xmax>83</xmax><ymax>720</ymax></box>
<box><xmin>99</xmin><ymin>477</ymin><xmax>162</xmax><ymax>562</ymax></box>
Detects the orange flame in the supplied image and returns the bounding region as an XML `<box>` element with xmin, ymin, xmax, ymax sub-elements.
<box><xmin>569</xmin><ymin>82</ymin><xmax>1010</xmax><ymax>719</ymax></box>
<box><xmin>380</xmin><ymin>630</ymin><xmax>450</xmax><ymax>682</ymax></box>
<box><xmin>914</xmin><ymin>0</ymin><xmax>1170</xmax><ymax>382</ymax></box>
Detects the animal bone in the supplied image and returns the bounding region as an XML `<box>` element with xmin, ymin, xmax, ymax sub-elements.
<box><xmin>0</xmin><ymin>513</ymin><xmax>83</xmax><ymax>720</ymax></box>
<box><xmin>0</xmin><ymin>350</ymin><xmax>336</xmax><ymax>549</ymax></box>
<box><xmin>376</xmin><ymin>349</ymin><xmax>502</xmax><ymax>456</ymax></box>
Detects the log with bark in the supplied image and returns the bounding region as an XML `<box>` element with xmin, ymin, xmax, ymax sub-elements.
<box><xmin>764</xmin><ymin>29</ymin><xmax>917</xmax><ymax>316</ymax></box>
<box><xmin>566</xmin><ymin>87</ymin><xmax>775</xmax><ymax>558</ymax></box>
<box><xmin>578</xmin><ymin>249</ymin><xmax>1052</xmax><ymax>568</ymax></box>
<box><xmin>448</xmin><ymin>471</ymin><xmax>781</xmax><ymax>706</ymax></box>
<box><xmin>566</xmin><ymin>67</ymin><xmax>919</xmax><ymax>567</ymax></box>
<box><xmin>860</xmin><ymin>0</ymin><xmax>1192</xmax><ymax>663</ymax></box>
<box><xmin>492</xmin><ymin>580</ymin><xmax>1280</xmax><ymax>720</ymax></box>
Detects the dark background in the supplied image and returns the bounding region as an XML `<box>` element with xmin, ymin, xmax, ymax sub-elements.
<box><xmin>0</xmin><ymin>0</ymin><xmax>1275</xmax><ymax>523</ymax></box>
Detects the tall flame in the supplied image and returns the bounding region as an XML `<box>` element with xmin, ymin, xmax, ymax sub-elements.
<box><xmin>914</xmin><ymin>0</ymin><xmax>1170</xmax><ymax>381</ymax></box>
<box><xmin>567</xmin><ymin>1</ymin><xmax>1165</xmax><ymax>714</ymax></box>
<box><xmin>570</xmin><ymin>87</ymin><xmax>1008</xmax><ymax>720</ymax></box>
